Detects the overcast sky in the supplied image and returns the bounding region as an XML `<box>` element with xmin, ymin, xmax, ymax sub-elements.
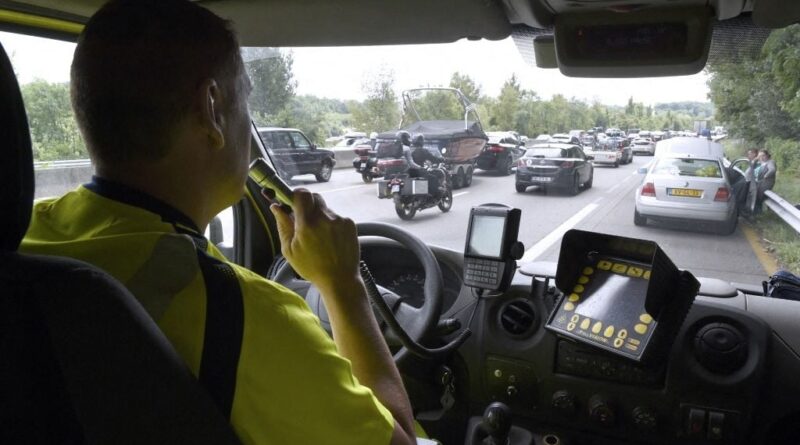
<box><xmin>2</xmin><ymin>31</ymin><xmax>710</xmax><ymax>107</ymax></box>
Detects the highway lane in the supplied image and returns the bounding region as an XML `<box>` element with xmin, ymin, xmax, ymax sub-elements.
<box><xmin>288</xmin><ymin>155</ymin><xmax>768</xmax><ymax>286</ymax></box>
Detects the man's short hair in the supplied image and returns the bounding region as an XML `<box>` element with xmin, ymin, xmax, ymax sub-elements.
<box><xmin>71</xmin><ymin>0</ymin><xmax>241</xmax><ymax>164</ymax></box>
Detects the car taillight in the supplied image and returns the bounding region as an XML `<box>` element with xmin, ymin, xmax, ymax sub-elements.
<box><xmin>488</xmin><ymin>144</ymin><xmax>505</xmax><ymax>153</ymax></box>
<box><xmin>377</xmin><ymin>159</ymin><xmax>405</xmax><ymax>168</ymax></box>
<box><xmin>561</xmin><ymin>161</ymin><xmax>574</xmax><ymax>168</ymax></box>
<box><xmin>641</xmin><ymin>182</ymin><xmax>656</xmax><ymax>197</ymax></box>
<box><xmin>714</xmin><ymin>187</ymin><xmax>731</xmax><ymax>202</ymax></box>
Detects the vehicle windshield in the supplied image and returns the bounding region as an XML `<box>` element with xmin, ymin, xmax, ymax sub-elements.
<box><xmin>3</xmin><ymin>24</ymin><xmax>797</xmax><ymax>286</ymax></box>
<box><xmin>525</xmin><ymin>148</ymin><xmax>566</xmax><ymax>158</ymax></box>
<box><xmin>653</xmin><ymin>158</ymin><xmax>723</xmax><ymax>178</ymax></box>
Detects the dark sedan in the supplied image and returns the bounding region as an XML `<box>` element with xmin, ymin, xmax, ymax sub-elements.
<box><xmin>476</xmin><ymin>131</ymin><xmax>526</xmax><ymax>175</ymax></box>
<box><xmin>515</xmin><ymin>143</ymin><xmax>594</xmax><ymax>195</ymax></box>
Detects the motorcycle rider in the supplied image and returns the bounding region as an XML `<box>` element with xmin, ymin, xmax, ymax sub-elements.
<box><xmin>405</xmin><ymin>133</ymin><xmax>446</xmax><ymax>195</ymax></box>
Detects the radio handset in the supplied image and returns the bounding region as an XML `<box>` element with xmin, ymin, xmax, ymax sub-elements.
<box><xmin>249</xmin><ymin>158</ymin><xmax>294</xmax><ymax>212</ymax></box>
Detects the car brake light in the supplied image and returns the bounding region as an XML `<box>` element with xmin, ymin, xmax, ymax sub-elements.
<box><xmin>714</xmin><ymin>187</ymin><xmax>731</xmax><ymax>202</ymax></box>
<box><xmin>561</xmin><ymin>161</ymin><xmax>574</xmax><ymax>168</ymax></box>
<box><xmin>641</xmin><ymin>182</ymin><xmax>656</xmax><ymax>197</ymax></box>
<box><xmin>488</xmin><ymin>144</ymin><xmax>505</xmax><ymax>153</ymax></box>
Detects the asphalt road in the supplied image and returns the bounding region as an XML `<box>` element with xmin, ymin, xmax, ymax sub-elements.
<box><xmin>285</xmin><ymin>155</ymin><xmax>768</xmax><ymax>286</ymax></box>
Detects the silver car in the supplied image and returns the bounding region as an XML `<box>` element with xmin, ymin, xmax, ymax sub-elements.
<box><xmin>634</xmin><ymin>155</ymin><xmax>743</xmax><ymax>235</ymax></box>
<box><xmin>631</xmin><ymin>138</ymin><xmax>655</xmax><ymax>155</ymax></box>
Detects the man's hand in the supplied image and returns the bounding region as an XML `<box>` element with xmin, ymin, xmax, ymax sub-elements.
<box><xmin>269</xmin><ymin>188</ymin><xmax>361</xmax><ymax>293</ymax></box>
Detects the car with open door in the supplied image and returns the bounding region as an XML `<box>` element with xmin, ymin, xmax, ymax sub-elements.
<box><xmin>4</xmin><ymin>1</ymin><xmax>800</xmax><ymax>445</ymax></box>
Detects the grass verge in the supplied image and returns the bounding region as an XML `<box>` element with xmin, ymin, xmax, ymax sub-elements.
<box><xmin>750</xmin><ymin>175</ymin><xmax>800</xmax><ymax>275</ymax></box>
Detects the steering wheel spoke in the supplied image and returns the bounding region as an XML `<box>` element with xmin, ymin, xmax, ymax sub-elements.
<box><xmin>272</xmin><ymin>222</ymin><xmax>444</xmax><ymax>365</ymax></box>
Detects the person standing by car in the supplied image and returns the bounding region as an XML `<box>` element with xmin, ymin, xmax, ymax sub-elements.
<box><xmin>742</xmin><ymin>148</ymin><xmax>760</xmax><ymax>215</ymax></box>
<box><xmin>754</xmin><ymin>149</ymin><xmax>777</xmax><ymax>214</ymax></box>
<box><xmin>20</xmin><ymin>1</ymin><xmax>417</xmax><ymax>444</ymax></box>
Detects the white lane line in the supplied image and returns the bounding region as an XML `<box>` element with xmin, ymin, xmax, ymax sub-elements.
<box><xmin>319</xmin><ymin>184</ymin><xmax>368</xmax><ymax>194</ymax></box>
<box><xmin>607</xmin><ymin>174</ymin><xmax>636</xmax><ymax>195</ymax></box>
<box><xmin>453</xmin><ymin>191</ymin><xmax>469</xmax><ymax>198</ymax></box>
<box><xmin>521</xmin><ymin>203</ymin><xmax>600</xmax><ymax>262</ymax></box>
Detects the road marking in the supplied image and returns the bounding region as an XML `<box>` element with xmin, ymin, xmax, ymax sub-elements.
<box><xmin>741</xmin><ymin>220</ymin><xmax>779</xmax><ymax>275</ymax></box>
<box><xmin>606</xmin><ymin>175</ymin><xmax>633</xmax><ymax>195</ymax></box>
<box><xmin>521</xmin><ymin>203</ymin><xmax>600</xmax><ymax>262</ymax></box>
<box><xmin>320</xmin><ymin>184</ymin><xmax>368</xmax><ymax>194</ymax></box>
<box><xmin>453</xmin><ymin>191</ymin><xmax>469</xmax><ymax>198</ymax></box>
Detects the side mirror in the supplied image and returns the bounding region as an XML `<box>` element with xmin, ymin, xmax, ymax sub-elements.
<box><xmin>310</xmin><ymin>144</ymin><xmax>317</xmax><ymax>150</ymax></box>
<box><xmin>637</xmin><ymin>167</ymin><xmax>648</xmax><ymax>174</ymax></box>
<box><xmin>586</xmin><ymin>155</ymin><xmax>594</xmax><ymax>161</ymax></box>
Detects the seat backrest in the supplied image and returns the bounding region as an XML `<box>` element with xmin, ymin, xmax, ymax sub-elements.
<box><xmin>0</xmin><ymin>41</ymin><xmax>239</xmax><ymax>445</ymax></box>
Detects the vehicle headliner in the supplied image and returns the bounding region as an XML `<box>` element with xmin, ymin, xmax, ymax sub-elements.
<box><xmin>1</xmin><ymin>0</ymin><xmax>796</xmax><ymax>47</ymax></box>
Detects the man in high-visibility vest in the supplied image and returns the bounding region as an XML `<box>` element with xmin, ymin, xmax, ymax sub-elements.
<box><xmin>21</xmin><ymin>0</ymin><xmax>417</xmax><ymax>443</ymax></box>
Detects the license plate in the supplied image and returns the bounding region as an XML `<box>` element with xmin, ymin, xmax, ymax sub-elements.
<box><xmin>531</xmin><ymin>176</ymin><xmax>552</xmax><ymax>182</ymax></box>
<box><xmin>668</xmin><ymin>188</ymin><xmax>702</xmax><ymax>197</ymax></box>
<box><xmin>391</xmin><ymin>185</ymin><xmax>400</xmax><ymax>193</ymax></box>
<box><xmin>360</xmin><ymin>162</ymin><xmax>366</xmax><ymax>168</ymax></box>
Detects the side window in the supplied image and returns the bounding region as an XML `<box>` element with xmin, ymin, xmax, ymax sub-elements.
<box><xmin>273</xmin><ymin>131</ymin><xmax>293</xmax><ymax>149</ymax></box>
<box><xmin>258</xmin><ymin>131</ymin><xmax>273</xmax><ymax>150</ymax></box>
<box><xmin>290</xmin><ymin>131</ymin><xmax>311</xmax><ymax>149</ymax></box>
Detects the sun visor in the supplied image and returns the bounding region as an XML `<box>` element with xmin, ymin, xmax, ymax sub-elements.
<box><xmin>550</xmin><ymin>7</ymin><xmax>713</xmax><ymax>78</ymax></box>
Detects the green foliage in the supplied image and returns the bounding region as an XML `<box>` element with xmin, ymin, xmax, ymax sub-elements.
<box><xmin>350</xmin><ymin>68</ymin><xmax>401</xmax><ymax>133</ymax></box>
<box><xmin>21</xmin><ymin>79</ymin><xmax>87</xmax><ymax>161</ymax></box>
<box><xmin>243</xmin><ymin>48</ymin><xmax>296</xmax><ymax>117</ymax></box>
<box><xmin>449</xmin><ymin>72</ymin><xmax>482</xmax><ymax>103</ymax></box>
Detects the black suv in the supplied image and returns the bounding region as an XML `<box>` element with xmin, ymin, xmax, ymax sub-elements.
<box><xmin>257</xmin><ymin>127</ymin><xmax>336</xmax><ymax>182</ymax></box>
<box><xmin>476</xmin><ymin>131</ymin><xmax>526</xmax><ymax>175</ymax></box>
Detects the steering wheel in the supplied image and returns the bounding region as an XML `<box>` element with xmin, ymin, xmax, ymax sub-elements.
<box><xmin>271</xmin><ymin>222</ymin><xmax>444</xmax><ymax>365</ymax></box>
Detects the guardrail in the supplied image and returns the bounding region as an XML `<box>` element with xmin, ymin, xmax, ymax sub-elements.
<box><xmin>34</xmin><ymin>159</ymin><xmax>92</xmax><ymax>169</ymax></box>
<box><xmin>764</xmin><ymin>190</ymin><xmax>800</xmax><ymax>234</ymax></box>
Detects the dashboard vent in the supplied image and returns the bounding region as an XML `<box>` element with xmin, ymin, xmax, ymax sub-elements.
<box><xmin>499</xmin><ymin>299</ymin><xmax>537</xmax><ymax>337</ymax></box>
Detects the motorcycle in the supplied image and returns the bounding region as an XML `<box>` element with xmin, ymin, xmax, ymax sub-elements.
<box><xmin>377</xmin><ymin>162</ymin><xmax>453</xmax><ymax>220</ymax></box>
<box><xmin>351</xmin><ymin>143</ymin><xmax>384</xmax><ymax>183</ymax></box>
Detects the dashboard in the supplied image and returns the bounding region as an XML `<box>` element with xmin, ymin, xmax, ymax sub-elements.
<box><xmin>358</xmin><ymin>239</ymin><xmax>800</xmax><ymax>445</ymax></box>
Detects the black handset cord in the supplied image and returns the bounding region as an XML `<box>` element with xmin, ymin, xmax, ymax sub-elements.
<box><xmin>359</xmin><ymin>261</ymin><xmax>471</xmax><ymax>359</ymax></box>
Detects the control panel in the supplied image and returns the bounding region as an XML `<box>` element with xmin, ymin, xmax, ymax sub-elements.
<box><xmin>556</xmin><ymin>340</ymin><xmax>664</xmax><ymax>386</ymax></box>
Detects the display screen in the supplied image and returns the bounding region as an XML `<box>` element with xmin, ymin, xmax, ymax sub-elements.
<box><xmin>567</xmin><ymin>23</ymin><xmax>688</xmax><ymax>61</ymax></box>
<box><xmin>467</xmin><ymin>214</ymin><xmax>506</xmax><ymax>259</ymax></box>
<box><xmin>548</xmin><ymin>257</ymin><xmax>656</xmax><ymax>360</ymax></box>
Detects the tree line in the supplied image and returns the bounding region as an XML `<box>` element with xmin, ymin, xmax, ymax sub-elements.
<box><xmin>21</xmin><ymin>47</ymin><xmax>713</xmax><ymax>162</ymax></box>
<box><xmin>707</xmin><ymin>24</ymin><xmax>800</xmax><ymax>182</ymax></box>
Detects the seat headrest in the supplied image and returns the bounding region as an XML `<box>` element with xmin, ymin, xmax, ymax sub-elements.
<box><xmin>0</xmin><ymin>42</ymin><xmax>34</xmax><ymax>252</ymax></box>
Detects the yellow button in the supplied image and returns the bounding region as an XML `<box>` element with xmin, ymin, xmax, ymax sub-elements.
<box><xmin>613</xmin><ymin>338</ymin><xmax>624</xmax><ymax>348</ymax></box>
<box><xmin>629</xmin><ymin>338</ymin><xmax>641</xmax><ymax>346</ymax></box>
<box><xmin>634</xmin><ymin>323</ymin><xmax>648</xmax><ymax>335</ymax></box>
<box><xmin>580</xmin><ymin>318</ymin><xmax>591</xmax><ymax>330</ymax></box>
<box><xmin>564</xmin><ymin>302</ymin><xmax>575</xmax><ymax>311</ymax></box>
<box><xmin>583</xmin><ymin>267</ymin><xmax>594</xmax><ymax>275</ymax></box>
<box><xmin>612</xmin><ymin>263</ymin><xmax>628</xmax><ymax>274</ymax></box>
<box><xmin>598</xmin><ymin>261</ymin><xmax>612</xmax><ymax>270</ymax></box>
<box><xmin>643</xmin><ymin>270</ymin><xmax>651</xmax><ymax>280</ymax></box>
<box><xmin>568</xmin><ymin>293</ymin><xmax>580</xmax><ymax>302</ymax></box>
<box><xmin>639</xmin><ymin>313</ymin><xmax>653</xmax><ymax>324</ymax></box>
<box><xmin>627</xmin><ymin>267</ymin><xmax>643</xmax><ymax>278</ymax></box>
<box><xmin>625</xmin><ymin>343</ymin><xmax>639</xmax><ymax>351</ymax></box>
<box><xmin>603</xmin><ymin>326</ymin><xmax>615</xmax><ymax>338</ymax></box>
<box><xmin>578</xmin><ymin>276</ymin><xmax>590</xmax><ymax>284</ymax></box>
<box><xmin>567</xmin><ymin>322</ymin><xmax>576</xmax><ymax>331</ymax></box>
<box><xmin>570</xmin><ymin>314</ymin><xmax>580</xmax><ymax>323</ymax></box>
<box><xmin>617</xmin><ymin>329</ymin><xmax>628</xmax><ymax>339</ymax></box>
<box><xmin>591</xmin><ymin>322</ymin><xmax>603</xmax><ymax>334</ymax></box>
<box><xmin>573</xmin><ymin>285</ymin><xmax>585</xmax><ymax>293</ymax></box>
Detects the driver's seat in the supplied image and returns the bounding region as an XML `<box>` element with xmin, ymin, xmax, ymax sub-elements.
<box><xmin>0</xmin><ymin>42</ymin><xmax>240</xmax><ymax>444</ymax></box>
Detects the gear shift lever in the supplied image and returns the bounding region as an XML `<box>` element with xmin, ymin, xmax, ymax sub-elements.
<box><xmin>482</xmin><ymin>402</ymin><xmax>512</xmax><ymax>445</ymax></box>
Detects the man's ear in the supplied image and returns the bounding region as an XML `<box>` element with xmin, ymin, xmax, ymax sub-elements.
<box><xmin>200</xmin><ymin>79</ymin><xmax>225</xmax><ymax>150</ymax></box>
